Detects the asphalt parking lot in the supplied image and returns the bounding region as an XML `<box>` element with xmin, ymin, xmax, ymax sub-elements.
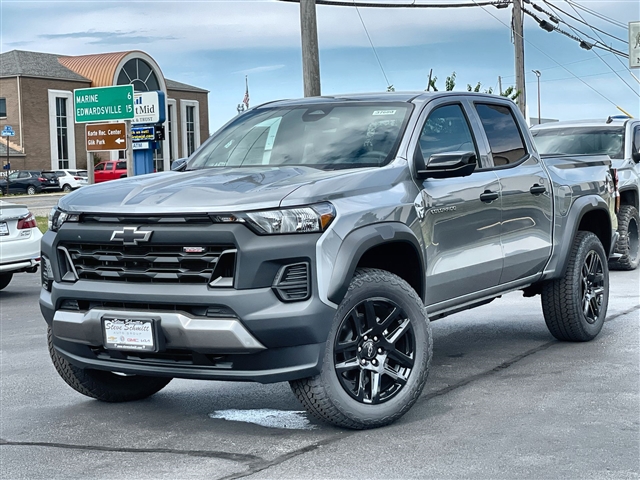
<box><xmin>1</xmin><ymin>269</ymin><xmax>638</xmax><ymax>479</ymax></box>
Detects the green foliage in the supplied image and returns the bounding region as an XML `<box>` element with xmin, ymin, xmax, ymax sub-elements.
<box><xmin>426</xmin><ymin>71</ymin><xmax>520</xmax><ymax>101</ymax></box>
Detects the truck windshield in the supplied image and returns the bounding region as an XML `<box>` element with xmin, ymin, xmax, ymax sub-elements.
<box><xmin>187</xmin><ymin>103</ymin><xmax>412</xmax><ymax>170</ymax></box>
<box><xmin>532</xmin><ymin>126</ymin><xmax>625</xmax><ymax>159</ymax></box>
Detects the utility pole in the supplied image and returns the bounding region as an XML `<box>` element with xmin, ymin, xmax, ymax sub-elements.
<box><xmin>532</xmin><ymin>69</ymin><xmax>541</xmax><ymax>124</ymax></box>
<box><xmin>300</xmin><ymin>0</ymin><xmax>320</xmax><ymax>97</ymax></box>
<box><xmin>513</xmin><ymin>0</ymin><xmax>527</xmax><ymax>117</ymax></box>
<box><xmin>300</xmin><ymin>0</ymin><xmax>321</xmax><ymax>96</ymax></box>
<box><xmin>498</xmin><ymin>76</ymin><xmax>503</xmax><ymax>96</ymax></box>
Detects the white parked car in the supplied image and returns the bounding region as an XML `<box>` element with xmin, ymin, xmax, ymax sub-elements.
<box><xmin>47</xmin><ymin>170</ymin><xmax>88</xmax><ymax>193</ymax></box>
<box><xmin>0</xmin><ymin>200</ymin><xmax>42</xmax><ymax>290</ymax></box>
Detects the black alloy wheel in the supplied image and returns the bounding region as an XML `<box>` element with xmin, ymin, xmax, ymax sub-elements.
<box><xmin>581</xmin><ymin>250</ymin><xmax>605</xmax><ymax>324</ymax></box>
<box><xmin>334</xmin><ymin>298</ymin><xmax>415</xmax><ymax>405</ymax></box>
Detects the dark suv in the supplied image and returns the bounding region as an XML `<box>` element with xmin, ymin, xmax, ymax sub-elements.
<box><xmin>0</xmin><ymin>170</ymin><xmax>59</xmax><ymax>195</ymax></box>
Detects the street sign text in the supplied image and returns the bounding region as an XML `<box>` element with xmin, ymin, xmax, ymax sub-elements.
<box><xmin>74</xmin><ymin>85</ymin><xmax>135</xmax><ymax>123</ymax></box>
<box><xmin>86</xmin><ymin>122</ymin><xmax>127</xmax><ymax>151</ymax></box>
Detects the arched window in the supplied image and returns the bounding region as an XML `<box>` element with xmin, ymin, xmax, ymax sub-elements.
<box><xmin>116</xmin><ymin>58</ymin><xmax>160</xmax><ymax>92</ymax></box>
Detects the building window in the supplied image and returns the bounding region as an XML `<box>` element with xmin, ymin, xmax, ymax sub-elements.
<box><xmin>168</xmin><ymin>103</ymin><xmax>174</xmax><ymax>160</ymax></box>
<box><xmin>0</xmin><ymin>98</ymin><xmax>6</xmax><ymax>118</ymax></box>
<box><xmin>186</xmin><ymin>106</ymin><xmax>196</xmax><ymax>156</ymax></box>
<box><xmin>180</xmin><ymin>100</ymin><xmax>200</xmax><ymax>158</ymax></box>
<box><xmin>116</xmin><ymin>58</ymin><xmax>160</xmax><ymax>92</ymax></box>
<box><xmin>48</xmin><ymin>90</ymin><xmax>75</xmax><ymax>170</ymax></box>
<box><xmin>55</xmin><ymin>98</ymin><xmax>69</xmax><ymax>169</ymax></box>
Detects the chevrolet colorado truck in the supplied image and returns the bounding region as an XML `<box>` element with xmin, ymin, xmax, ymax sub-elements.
<box><xmin>41</xmin><ymin>93</ymin><xmax>618</xmax><ymax>429</ymax></box>
<box><xmin>532</xmin><ymin>116</ymin><xmax>639</xmax><ymax>270</ymax></box>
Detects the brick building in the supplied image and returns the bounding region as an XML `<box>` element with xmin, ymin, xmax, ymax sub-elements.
<box><xmin>0</xmin><ymin>50</ymin><xmax>209</xmax><ymax>172</ymax></box>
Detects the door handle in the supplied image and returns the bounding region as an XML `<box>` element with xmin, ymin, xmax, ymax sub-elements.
<box><xmin>530</xmin><ymin>184</ymin><xmax>546</xmax><ymax>195</ymax></box>
<box><xmin>480</xmin><ymin>190</ymin><xmax>499</xmax><ymax>203</ymax></box>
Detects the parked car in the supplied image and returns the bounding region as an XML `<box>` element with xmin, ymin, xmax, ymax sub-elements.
<box><xmin>46</xmin><ymin>169</ymin><xmax>88</xmax><ymax>192</ymax></box>
<box><xmin>94</xmin><ymin>161</ymin><xmax>127</xmax><ymax>183</ymax></box>
<box><xmin>532</xmin><ymin>116</ymin><xmax>640</xmax><ymax>270</ymax></box>
<box><xmin>0</xmin><ymin>170</ymin><xmax>58</xmax><ymax>195</ymax></box>
<box><xmin>0</xmin><ymin>200</ymin><xmax>42</xmax><ymax>290</ymax></box>
<box><xmin>43</xmin><ymin>92</ymin><xmax>618</xmax><ymax>429</ymax></box>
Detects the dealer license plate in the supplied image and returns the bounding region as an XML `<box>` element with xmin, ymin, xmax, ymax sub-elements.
<box><xmin>103</xmin><ymin>317</ymin><xmax>156</xmax><ymax>351</ymax></box>
<box><xmin>0</xmin><ymin>222</ymin><xmax>8</xmax><ymax>236</ymax></box>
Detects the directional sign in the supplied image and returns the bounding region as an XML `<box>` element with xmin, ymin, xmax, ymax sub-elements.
<box><xmin>1</xmin><ymin>125</ymin><xmax>15</xmax><ymax>137</ymax></box>
<box><xmin>131</xmin><ymin>126</ymin><xmax>155</xmax><ymax>142</ymax></box>
<box><xmin>86</xmin><ymin>122</ymin><xmax>127</xmax><ymax>151</ymax></box>
<box><xmin>74</xmin><ymin>85</ymin><xmax>134</xmax><ymax>123</ymax></box>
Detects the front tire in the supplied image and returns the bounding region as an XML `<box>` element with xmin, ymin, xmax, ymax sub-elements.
<box><xmin>610</xmin><ymin>205</ymin><xmax>639</xmax><ymax>271</ymax></box>
<box><xmin>541</xmin><ymin>231</ymin><xmax>609</xmax><ymax>342</ymax></box>
<box><xmin>290</xmin><ymin>268</ymin><xmax>432</xmax><ymax>429</ymax></box>
<box><xmin>48</xmin><ymin>328</ymin><xmax>172</xmax><ymax>402</ymax></box>
<box><xmin>0</xmin><ymin>273</ymin><xmax>13</xmax><ymax>290</ymax></box>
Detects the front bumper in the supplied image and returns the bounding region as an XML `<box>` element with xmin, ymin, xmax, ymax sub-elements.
<box><xmin>40</xmin><ymin>222</ymin><xmax>337</xmax><ymax>383</ymax></box>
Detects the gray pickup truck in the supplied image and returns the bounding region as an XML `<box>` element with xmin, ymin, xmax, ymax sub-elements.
<box><xmin>41</xmin><ymin>92</ymin><xmax>618</xmax><ymax>429</ymax></box>
<box><xmin>532</xmin><ymin>116</ymin><xmax>639</xmax><ymax>270</ymax></box>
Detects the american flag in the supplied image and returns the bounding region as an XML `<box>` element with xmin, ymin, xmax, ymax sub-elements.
<box><xmin>243</xmin><ymin>76</ymin><xmax>249</xmax><ymax>108</ymax></box>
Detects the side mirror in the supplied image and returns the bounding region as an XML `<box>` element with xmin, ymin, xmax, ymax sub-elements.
<box><xmin>632</xmin><ymin>149</ymin><xmax>640</xmax><ymax>163</ymax></box>
<box><xmin>171</xmin><ymin>158</ymin><xmax>188</xmax><ymax>171</ymax></box>
<box><xmin>415</xmin><ymin>150</ymin><xmax>477</xmax><ymax>179</ymax></box>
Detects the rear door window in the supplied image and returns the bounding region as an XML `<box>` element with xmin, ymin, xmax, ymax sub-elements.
<box><xmin>475</xmin><ymin>103</ymin><xmax>526</xmax><ymax>166</ymax></box>
<box><xmin>105</xmin><ymin>163</ymin><xmax>114</xmax><ymax>171</ymax></box>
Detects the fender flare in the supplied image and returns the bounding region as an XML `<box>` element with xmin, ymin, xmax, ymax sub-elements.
<box><xmin>327</xmin><ymin>222</ymin><xmax>426</xmax><ymax>305</ymax></box>
<box><xmin>545</xmin><ymin>195</ymin><xmax>613</xmax><ymax>278</ymax></box>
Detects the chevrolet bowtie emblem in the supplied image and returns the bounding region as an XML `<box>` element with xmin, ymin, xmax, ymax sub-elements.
<box><xmin>110</xmin><ymin>227</ymin><xmax>152</xmax><ymax>245</ymax></box>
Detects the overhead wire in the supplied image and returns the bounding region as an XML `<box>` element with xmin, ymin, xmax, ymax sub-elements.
<box><xmin>565</xmin><ymin>0</ymin><xmax>627</xmax><ymax>29</ymax></box>
<box><xmin>279</xmin><ymin>0</ymin><xmax>511</xmax><ymax>8</ymax></box>
<box><xmin>538</xmin><ymin>0</ymin><xmax>628</xmax><ymax>44</ymax></box>
<box><xmin>352</xmin><ymin>0</ymin><xmax>393</xmax><ymax>89</ymax></box>
<box><xmin>469</xmin><ymin>0</ymin><xmax>620</xmax><ymax>108</ymax></box>
<box><xmin>562</xmin><ymin>0</ymin><xmax>640</xmax><ymax>88</ymax></box>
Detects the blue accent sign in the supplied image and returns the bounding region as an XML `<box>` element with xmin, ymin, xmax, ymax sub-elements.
<box><xmin>3</xmin><ymin>163</ymin><xmax>10</xmax><ymax>170</ymax></box>
<box><xmin>1</xmin><ymin>125</ymin><xmax>15</xmax><ymax>137</ymax></box>
<box><xmin>131</xmin><ymin>126</ymin><xmax>155</xmax><ymax>142</ymax></box>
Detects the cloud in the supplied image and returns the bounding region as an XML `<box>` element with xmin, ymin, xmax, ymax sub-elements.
<box><xmin>232</xmin><ymin>64</ymin><xmax>286</xmax><ymax>75</ymax></box>
<box><xmin>38</xmin><ymin>30</ymin><xmax>178</xmax><ymax>45</ymax></box>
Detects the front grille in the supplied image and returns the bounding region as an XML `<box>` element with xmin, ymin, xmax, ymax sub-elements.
<box><xmin>272</xmin><ymin>262</ymin><xmax>310</xmax><ymax>302</ymax></box>
<box><xmin>59</xmin><ymin>299</ymin><xmax>238</xmax><ymax>319</ymax></box>
<box><xmin>60</xmin><ymin>243</ymin><xmax>235</xmax><ymax>284</ymax></box>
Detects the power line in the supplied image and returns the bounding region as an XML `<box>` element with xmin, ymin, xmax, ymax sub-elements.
<box><xmin>525</xmin><ymin>68</ymin><xmax>631</xmax><ymax>84</ymax></box>
<box><xmin>499</xmin><ymin>53</ymin><xmax>616</xmax><ymax>79</ymax></box>
<box><xmin>279</xmin><ymin>0</ymin><xmax>510</xmax><ymax>8</ymax></box>
<box><xmin>352</xmin><ymin>0</ymin><xmax>392</xmax><ymax>89</ymax></box>
<box><xmin>537</xmin><ymin>0</ymin><xmax>628</xmax><ymax>44</ymax></box>
<box><xmin>565</xmin><ymin>0</ymin><xmax>626</xmax><ymax>29</ymax></box>
<box><xmin>563</xmin><ymin>0</ymin><xmax>640</xmax><ymax>88</ymax></box>
<box><xmin>470</xmin><ymin>0</ymin><xmax>620</xmax><ymax>108</ymax></box>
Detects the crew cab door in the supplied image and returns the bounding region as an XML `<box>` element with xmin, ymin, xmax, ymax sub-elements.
<box><xmin>472</xmin><ymin>101</ymin><xmax>552</xmax><ymax>283</ymax></box>
<box><xmin>412</xmin><ymin>99</ymin><xmax>503</xmax><ymax>306</ymax></box>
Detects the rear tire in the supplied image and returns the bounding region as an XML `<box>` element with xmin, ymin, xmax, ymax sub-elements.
<box><xmin>26</xmin><ymin>185</ymin><xmax>36</xmax><ymax>195</ymax></box>
<box><xmin>48</xmin><ymin>328</ymin><xmax>172</xmax><ymax>402</ymax></box>
<box><xmin>609</xmin><ymin>205</ymin><xmax>639</xmax><ymax>271</ymax></box>
<box><xmin>0</xmin><ymin>273</ymin><xmax>13</xmax><ymax>290</ymax></box>
<box><xmin>62</xmin><ymin>184</ymin><xmax>72</xmax><ymax>193</ymax></box>
<box><xmin>541</xmin><ymin>231</ymin><xmax>609</xmax><ymax>342</ymax></box>
<box><xmin>290</xmin><ymin>268</ymin><xmax>431</xmax><ymax>429</ymax></box>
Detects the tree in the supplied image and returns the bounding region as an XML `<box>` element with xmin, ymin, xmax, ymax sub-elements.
<box><xmin>426</xmin><ymin>71</ymin><xmax>520</xmax><ymax>101</ymax></box>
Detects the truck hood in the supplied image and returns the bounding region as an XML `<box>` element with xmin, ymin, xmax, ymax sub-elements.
<box><xmin>58</xmin><ymin>166</ymin><xmax>371</xmax><ymax>214</ymax></box>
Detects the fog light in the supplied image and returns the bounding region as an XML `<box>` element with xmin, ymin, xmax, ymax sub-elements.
<box><xmin>41</xmin><ymin>255</ymin><xmax>54</xmax><ymax>291</ymax></box>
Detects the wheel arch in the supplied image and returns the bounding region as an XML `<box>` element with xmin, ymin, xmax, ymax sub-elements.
<box><xmin>546</xmin><ymin>196</ymin><xmax>613</xmax><ymax>278</ymax></box>
<box><xmin>619</xmin><ymin>187</ymin><xmax>639</xmax><ymax>209</ymax></box>
<box><xmin>327</xmin><ymin>223</ymin><xmax>425</xmax><ymax>305</ymax></box>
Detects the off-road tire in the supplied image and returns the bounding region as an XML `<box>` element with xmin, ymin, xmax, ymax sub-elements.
<box><xmin>290</xmin><ymin>268</ymin><xmax>432</xmax><ymax>429</ymax></box>
<box><xmin>48</xmin><ymin>327</ymin><xmax>172</xmax><ymax>402</ymax></box>
<box><xmin>26</xmin><ymin>185</ymin><xmax>36</xmax><ymax>195</ymax></box>
<box><xmin>609</xmin><ymin>205</ymin><xmax>639</xmax><ymax>271</ymax></box>
<box><xmin>541</xmin><ymin>231</ymin><xmax>609</xmax><ymax>342</ymax></box>
<box><xmin>0</xmin><ymin>273</ymin><xmax>13</xmax><ymax>290</ymax></box>
<box><xmin>62</xmin><ymin>184</ymin><xmax>72</xmax><ymax>193</ymax></box>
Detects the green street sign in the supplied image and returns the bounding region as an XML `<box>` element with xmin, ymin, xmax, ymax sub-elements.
<box><xmin>74</xmin><ymin>85</ymin><xmax>135</xmax><ymax>123</ymax></box>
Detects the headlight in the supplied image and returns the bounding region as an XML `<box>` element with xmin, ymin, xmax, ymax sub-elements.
<box><xmin>245</xmin><ymin>202</ymin><xmax>335</xmax><ymax>234</ymax></box>
<box><xmin>48</xmin><ymin>207</ymin><xmax>79</xmax><ymax>232</ymax></box>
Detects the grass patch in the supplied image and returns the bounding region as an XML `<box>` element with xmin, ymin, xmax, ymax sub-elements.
<box><xmin>36</xmin><ymin>216</ymin><xmax>48</xmax><ymax>234</ymax></box>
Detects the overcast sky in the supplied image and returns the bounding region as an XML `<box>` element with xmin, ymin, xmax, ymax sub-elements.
<box><xmin>2</xmin><ymin>0</ymin><xmax>639</xmax><ymax>132</ymax></box>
